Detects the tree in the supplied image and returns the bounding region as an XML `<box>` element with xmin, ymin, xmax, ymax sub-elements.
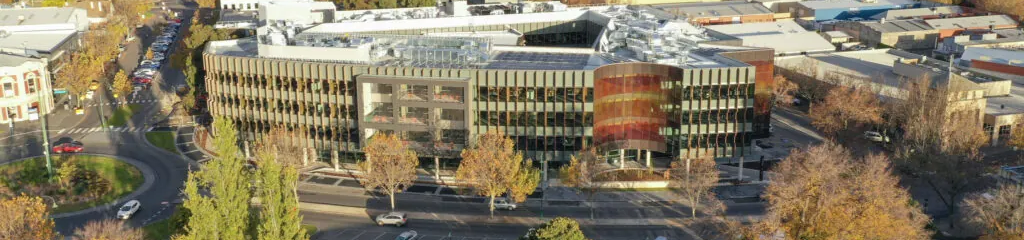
<box><xmin>772</xmin><ymin>75</ymin><xmax>798</xmax><ymax>106</ymax></box>
<box><xmin>57</xmin><ymin>159</ymin><xmax>79</xmax><ymax>190</ymax></box>
<box><xmin>41</xmin><ymin>0</ymin><xmax>65</xmax><ymax>7</ymax></box>
<box><xmin>809</xmin><ymin>86</ymin><xmax>883</xmax><ymax>137</ymax></box>
<box><xmin>963</xmin><ymin>184</ymin><xmax>1024</xmax><ymax>240</ymax></box>
<box><xmin>175</xmin><ymin>117</ymin><xmax>252</xmax><ymax>240</ymax></box>
<box><xmin>974</xmin><ymin>0</ymin><xmax>1024</xmax><ymax>21</ymax></box>
<box><xmin>112</xmin><ymin>70</ymin><xmax>132</xmax><ymax>100</ymax></box>
<box><xmin>145</xmin><ymin>49</ymin><xmax>155</xmax><ymax>60</ymax></box>
<box><xmin>196</xmin><ymin>0</ymin><xmax>217</xmax><ymax>9</ymax></box>
<box><xmin>670</xmin><ymin>156</ymin><xmax>719</xmax><ymax>218</ymax></box>
<box><xmin>508</xmin><ymin>160</ymin><xmax>541</xmax><ymax>204</ymax></box>
<box><xmin>253</xmin><ymin>127</ymin><xmax>307</xmax><ymax>240</ymax></box>
<box><xmin>754</xmin><ymin>142</ymin><xmax>930</xmax><ymax>239</ymax></box>
<box><xmin>72</xmin><ymin>219</ymin><xmax>144</xmax><ymax>240</ymax></box>
<box><xmin>1010</xmin><ymin>122</ymin><xmax>1024</xmax><ymax>150</ymax></box>
<box><xmin>457</xmin><ymin>130</ymin><xmax>528</xmax><ymax>217</ymax></box>
<box><xmin>0</xmin><ymin>196</ymin><xmax>57</xmax><ymax>240</ymax></box>
<box><xmin>521</xmin><ymin>217</ymin><xmax>589</xmax><ymax>240</ymax></box>
<box><xmin>559</xmin><ymin>148</ymin><xmax>605</xmax><ymax>219</ymax></box>
<box><xmin>359</xmin><ymin>133</ymin><xmax>418</xmax><ymax>210</ymax></box>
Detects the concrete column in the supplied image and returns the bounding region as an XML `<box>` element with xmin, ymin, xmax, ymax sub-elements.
<box><xmin>645</xmin><ymin>150</ymin><xmax>651</xmax><ymax>168</ymax></box>
<box><xmin>434</xmin><ymin>156</ymin><xmax>440</xmax><ymax>181</ymax></box>
<box><xmin>618</xmin><ymin>149</ymin><xmax>624</xmax><ymax>169</ymax></box>
<box><xmin>737</xmin><ymin>156</ymin><xmax>745</xmax><ymax>182</ymax></box>
<box><xmin>331</xmin><ymin>150</ymin><xmax>340</xmax><ymax>171</ymax></box>
<box><xmin>636</xmin><ymin>149</ymin><xmax>642</xmax><ymax>163</ymax></box>
<box><xmin>244</xmin><ymin>143</ymin><xmax>250</xmax><ymax>159</ymax></box>
<box><xmin>302</xmin><ymin>148</ymin><xmax>309</xmax><ymax>166</ymax></box>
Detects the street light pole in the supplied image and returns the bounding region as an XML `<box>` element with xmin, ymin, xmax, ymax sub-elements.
<box><xmin>41</xmin><ymin>107</ymin><xmax>53</xmax><ymax>178</ymax></box>
<box><xmin>97</xmin><ymin>91</ymin><xmax>106</xmax><ymax>129</ymax></box>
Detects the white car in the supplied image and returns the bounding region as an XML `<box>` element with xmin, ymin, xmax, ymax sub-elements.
<box><xmin>494</xmin><ymin>198</ymin><xmax>517</xmax><ymax>210</ymax></box>
<box><xmin>151</xmin><ymin>54</ymin><xmax>165</xmax><ymax>62</ymax></box>
<box><xmin>395</xmin><ymin>230</ymin><xmax>418</xmax><ymax>240</ymax></box>
<box><xmin>375</xmin><ymin>212</ymin><xmax>407</xmax><ymax>227</ymax></box>
<box><xmin>864</xmin><ymin>131</ymin><xmax>890</xmax><ymax>143</ymax></box>
<box><xmin>135</xmin><ymin>68</ymin><xmax>156</xmax><ymax>76</ymax></box>
<box><xmin>117</xmin><ymin>200</ymin><xmax>141</xmax><ymax>219</ymax></box>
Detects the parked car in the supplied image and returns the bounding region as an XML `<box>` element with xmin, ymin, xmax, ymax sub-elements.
<box><xmin>135</xmin><ymin>68</ymin><xmax>156</xmax><ymax>76</ymax></box>
<box><xmin>375</xmin><ymin>212</ymin><xmax>408</xmax><ymax>227</ymax></box>
<box><xmin>494</xmin><ymin>198</ymin><xmax>517</xmax><ymax>210</ymax></box>
<box><xmin>117</xmin><ymin>200</ymin><xmax>141</xmax><ymax>219</ymax></box>
<box><xmin>140</xmin><ymin>60</ymin><xmax>160</xmax><ymax>69</ymax></box>
<box><xmin>151</xmin><ymin>54</ymin><xmax>165</xmax><ymax>62</ymax></box>
<box><xmin>755</xmin><ymin>140</ymin><xmax>774</xmax><ymax>149</ymax></box>
<box><xmin>395</xmin><ymin>230</ymin><xmax>417</xmax><ymax>240</ymax></box>
<box><xmin>52</xmin><ymin>141</ymin><xmax>84</xmax><ymax>153</ymax></box>
<box><xmin>133</xmin><ymin>82</ymin><xmax>149</xmax><ymax>91</ymax></box>
<box><xmin>172</xmin><ymin>18</ymin><xmax>182</xmax><ymax>24</ymax></box>
<box><xmin>864</xmin><ymin>131</ymin><xmax>890</xmax><ymax>143</ymax></box>
<box><xmin>133</xmin><ymin>76</ymin><xmax>152</xmax><ymax>84</ymax></box>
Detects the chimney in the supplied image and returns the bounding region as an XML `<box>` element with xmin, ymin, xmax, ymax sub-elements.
<box><xmin>880</xmin><ymin>18</ymin><xmax>886</xmax><ymax>24</ymax></box>
<box><xmin>17</xmin><ymin>15</ymin><xmax>24</xmax><ymax>24</ymax></box>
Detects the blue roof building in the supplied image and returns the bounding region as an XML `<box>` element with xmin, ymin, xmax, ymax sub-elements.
<box><xmin>792</xmin><ymin>0</ymin><xmax>919</xmax><ymax>21</ymax></box>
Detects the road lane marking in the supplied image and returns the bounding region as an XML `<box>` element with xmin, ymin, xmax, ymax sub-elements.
<box><xmin>58</xmin><ymin>129</ymin><xmax>66</xmax><ymax>134</ymax></box>
<box><xmin>90</xmin><ymin>127</ymin><xmax>101</xmax><ymax>132</ymax></box>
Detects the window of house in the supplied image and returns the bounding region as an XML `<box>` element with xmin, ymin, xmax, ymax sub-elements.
<box><xmin>26</xmin><ymin>74</ymin><xmax>36</xmax><ymax>94</ymax></box>
<box><xmin>2</xmin><ymin>82</ymin><xmax>12</xmax><ymax>97</ymax></box>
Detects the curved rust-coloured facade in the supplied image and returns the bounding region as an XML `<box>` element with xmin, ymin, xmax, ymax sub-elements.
<box><xmin>593</xmin><ymin>63</ymin><xmax>680</xmax><ymax>153</ymax></box>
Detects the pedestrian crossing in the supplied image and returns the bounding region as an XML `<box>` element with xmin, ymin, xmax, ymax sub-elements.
<box><xmin>84</xmin><ymin>99</ymin><xmax>158</xmax><ymax>107</ymax></box>
<box><xmin>57</xmin><ymin>126</ymin><xmax>155</xmax><ymax>134</ymax></box>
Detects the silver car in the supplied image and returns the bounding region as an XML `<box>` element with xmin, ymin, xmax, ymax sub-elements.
<box><xmin>375</xmin><ymin>212</ymin><xmax>407</xmax><ymax>227</ymax></box>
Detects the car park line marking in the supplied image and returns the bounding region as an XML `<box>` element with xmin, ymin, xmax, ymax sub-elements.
<box><xmin>371</xmin><ymin>232</ymin><xmax>386</xmax><ymax>240</ymax></box>
<box><xmin>329</xmin><ymin>229</ymin><xmax>359</xmax><ymax>239</ymax></box>
<box><xmin>342</xmin><ymin>230</ymin><xmax>365</xmax><ymax>240</ymax></box>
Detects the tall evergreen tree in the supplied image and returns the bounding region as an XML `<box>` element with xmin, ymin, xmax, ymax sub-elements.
<box><xmin>254</xmin><ymin>127</ymin><xmax>307</xmax><ymax>240</ymax></box>
<box><xmin>175</xmin><ymin>117</ymin><xmax>252</xmax><ymax>240</ymax></box>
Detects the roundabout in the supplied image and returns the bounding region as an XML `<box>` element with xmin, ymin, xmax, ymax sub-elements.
<box><xmin>0</xmin><ymin>154</ymin><xmax>155</xmax><ymax>216</ymax></box>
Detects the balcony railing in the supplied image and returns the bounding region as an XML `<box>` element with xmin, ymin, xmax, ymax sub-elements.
<box><xmin>365</xmin><ymin>115</ymin><xmax>394</xmax><ymax>123</ymax></box>
<box><xmin>399</xmin><ymin>91</ymin><xmax>429</xmax><ymax>102</ymax></box>
<box><xmin>399</xmin><ymin>116</ymin><xmax>427</xmax><ymax>125</ymax></box>
<box><xmin>433</xmin><ymin>93</ymin><xmax>463</xmax><ymax>103</ymax></box>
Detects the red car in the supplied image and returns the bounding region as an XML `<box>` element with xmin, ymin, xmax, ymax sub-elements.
<box><xmin>52</xmin><ymin>142</ymin><xmax>84</xmax><ymax>153</ymax></box>
<box><xmin>172</xmin><ymin>18</ymin><xmax>182</xmax><ymax>24</ymax></box>
<box><xmin>133</xmin><ymin>77</ymin><xmax>152</xmax><ymax>84</ymax></box>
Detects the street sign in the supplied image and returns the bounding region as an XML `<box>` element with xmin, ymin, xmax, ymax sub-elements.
<box><xmin>53</xmin><ymin>89</ymin><xmax>67</xmax><ymax>94</ymax></box>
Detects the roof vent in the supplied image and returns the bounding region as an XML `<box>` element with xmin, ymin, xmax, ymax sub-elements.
<box><xmin>17</xmin><ymin>15</ymin><xmax>24</xmax><ymax>24</ymax></box>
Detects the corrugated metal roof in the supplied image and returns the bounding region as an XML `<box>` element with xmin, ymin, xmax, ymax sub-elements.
<box><xmin>862</xmin><ymin>19</ymin><xmax>934</xmax><ymax>33</ymax></box>
<box><xmin>654</xmin><ymin>2</ymin><xmax>771</xmax><ymax>18</ymax></box>
<box><xmin>925</xmin><ymin>15</ymin><xmax>1019</xmax><ymax>30</ymax></box>
<box><xmin>873</xmin><ymin>6</ymin><xmax>963</xmax><ymax>20</ymax></box>
<box><xmin>799</xmin><ymin>0</ymin><xmax>916</xmax><ymax>10</ymax></box>
<box><xmin>962</xmin><ymin>46</ymin><xmax>1024</xmax><ymax>68</ymax></box>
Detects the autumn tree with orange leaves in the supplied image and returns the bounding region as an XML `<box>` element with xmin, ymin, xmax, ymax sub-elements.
<box><xmin>360</xmin><ymin>133</ymin><xmax>418</xmax><ymax>210</ymax></box>
<box><xmin>0</xmin><ymin>196</ymin><xmax>57</xmax><ymax>240</ymax></box>
<box><xmin>752</xmin><ymin>142</ymin><xmax>931</xmax><ymax>239</ymax></box>
<box><xmin>809</xmin><ymin>86</ymin><xmax>883</xmax><ymax>137</ymax></box>
<box><xmin>457</xmin><ymin>130</ymin><xmax>539</xmax><ymax>218</ymax></box>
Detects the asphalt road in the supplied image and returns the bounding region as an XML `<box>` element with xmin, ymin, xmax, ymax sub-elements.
<box><xmin>297</xmin><ymin>190</ymin><xmax>767</xmax><ymax>221</ymax></box>
<box><xmin>302</xmin><ymin>210</ymin><xmax>697</xmax><ymax>240</ymax></box>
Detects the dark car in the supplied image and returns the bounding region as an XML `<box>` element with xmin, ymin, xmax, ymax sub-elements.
<box><xmin>755</xmin><ymin>140</ymin><xmax>774</xmax><ymax>149</ymax></box>
<box><xmin>52</xmin><ymin>141</ymin><xmax>84</xmax><ymax>153</ymax></box>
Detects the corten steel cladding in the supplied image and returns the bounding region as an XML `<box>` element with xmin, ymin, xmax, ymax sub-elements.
<box><xmin>593</xmin><ymin>63</ymin><xmax>680</xmax><ymax>153</ymax></box>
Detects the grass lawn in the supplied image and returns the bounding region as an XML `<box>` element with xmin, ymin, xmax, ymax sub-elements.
<box><xmin>146</xmin><ymin>132</ymin><xmax>178</xmax><ymax>154</ymax></box>
<box><xmin>0</xmin><ymin>155</ymin><xmax>143</xmax><ymax>214</ymax></box>
<box><xmin>303</xmin><ymin>224</ymin><xmax>318</xmax><ymax>236</ymax></box>
<box><xmin>104</xmin><ymin>104</ymin><xmax>143</xmax><ymax>127</ymax></box>
<box><xmin>144</xmin><ymin>219</ymin><xmax>176</xmax><ymax>240</ymax></box>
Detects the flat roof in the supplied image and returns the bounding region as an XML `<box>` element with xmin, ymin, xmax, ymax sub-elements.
<box><xmin>0</xmin><ymin>30</ymin><xmax>75</xmax><ymax>52</ymax></box>
<box><xmin>873</xmin><ymin>6</ymin><xmax>964</xmax><ymax>20</ymax></box>
<box><xmin>798</xmin><ymin>0</ymin><xmax>915</xmax><ymax>10</ymax></box>
<box><xmin>653</xmin><ymin>2</ymin><xmax>772</xmax><ymax>18</ymax></box>
<box><xmin>0</xmin><ymin>7</ymin><xmax>78</xmax><ymax>26</ymax></box>
<box><xmin>861</xmin><ymin>19</ymin><xmax>934</xmax><ymax>33</ymax></box>
<box><xmin>824</xmin><ymin>31</ymin><xmax>851</xmax><ymax>38</ymax></box>
<box><xmin>962</xmin><ymin>46</ymin><xmax>1024</xmax><ymax>68</ymax></box>
<box><xmin>925</xmin><ymin>15</ymin><xmax>1019</xmax><ymax>30</ymax></box>
<box><xmin>220</xmin><ymin>8</ymin><xmax>258</xmax><ymax>22</ymax></box>
<box><xmin>985</xmin><ymin>81</ymin><xmax>1024</xmax><ymax>116</ymax></box>
<box><xmin>0</xmin><ymin>53</ymin><xmax>40</xmax><ymax>67</ymax></box>
<box><xmin>776</xmin><ymin>49</ymin><xmax>928</xmax><ymax>100</ymax></box>
<box><xmin>707</xmin><ymin>20</ymin><xmax>835</xmax><ymax>55</ymax></box>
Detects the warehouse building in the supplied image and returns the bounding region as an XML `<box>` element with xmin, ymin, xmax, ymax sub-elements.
<box><xmin>204</xmin><ymin>0</ymin><xmax>776</xmax><ymax>168</ymax></box>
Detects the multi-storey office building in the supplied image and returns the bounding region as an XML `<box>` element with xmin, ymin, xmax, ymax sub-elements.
<box><xmin>204</xmin><ymin>1</ymin><xmax>775</xmax><ymax>168</ymax></box>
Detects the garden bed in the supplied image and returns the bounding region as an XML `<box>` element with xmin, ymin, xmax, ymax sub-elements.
<box><xmin>0</xmin><ymin>155</ymin><xmax>143</xmax><ymax>213</ymax></box>
<box><xmin>146</xmin><ymin>132</ymin><xmax>177</xmax><ymax>154</ymax></box>
<box><xmin>595</xmin><ymin>169</ymin><xmax>670</xmax><ymax>182</ymax></box>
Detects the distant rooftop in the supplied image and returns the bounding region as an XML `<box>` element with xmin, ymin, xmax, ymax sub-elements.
<box><xmin>0</xmin><ymin>52</ymin><xmax>40</xmax><ymax>67</ymax></box>
<box><xmin>924</xmin><ymin>15</ymin><xmax>1019</xmax><ymax>30</ymax></box>
<box><xmin>652</xmin><ymin>1</ymin><xmax>772</xmax><ymax>18</ymax></box>
<box><xmin>706</xmin><ymin>19</ymin><xmax>834</xmax><ymax>55</ymax></box>
<box><xmin>798</xmin><ymin>0</ymin><xmax>916</xmax><ymax>10</ymax></box>
<box><xmin>0</xmin><ymin>7</ymin><xmax>80</xmax><ymax>26</ymax></box>
<box><xmin>962</xmin><ymin>46</ymin><xmax>1024</xmax><ymax>68</ymax></box>
<box><xmin>776</xmin><ymin>49</ymin><xmax>930</xmax><ymax>100</ymax></box>
<box><xmin>872</xmin><ymin>6</ymin><xmax>964</xmax><ymax>20</ymax></box>
<box><xmin>985</xmin><ymin>82</ymin><xmax>1024</xmax><ymax>116</ymax></box>
<box><xmin>861</xmin><ymin>19</ymin><xmax>933</xmax><ymax>33</ymax></box>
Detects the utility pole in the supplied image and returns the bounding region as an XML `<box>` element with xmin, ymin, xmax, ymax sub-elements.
<box><xmin>97</xmin><ymin>90</ymin><xmax>107</xmax><ymax>129</ymax></box>
<box><xmin>41</xmin><ymin>108</ymin><xmax>53</xmax><ymax>178</ymax></box>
